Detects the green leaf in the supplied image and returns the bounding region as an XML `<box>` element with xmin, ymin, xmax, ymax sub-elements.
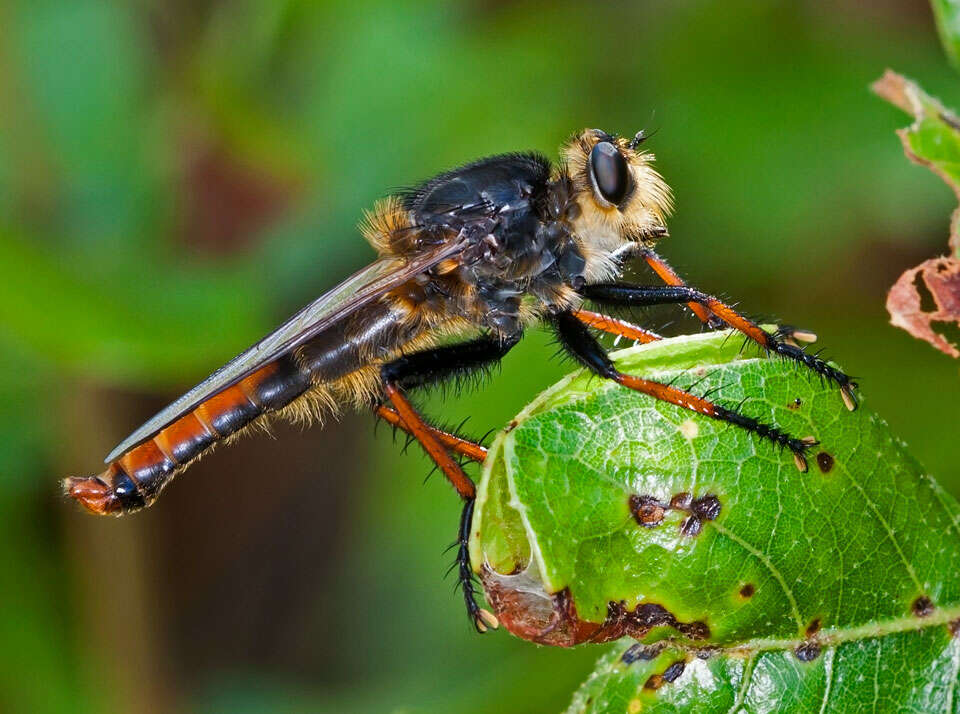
<box><xmin>469</xmin><ymin>330</ymin><xmax>960</xmax><ymax>712</ymax></box>
<box><xmin>932</xmin><ymin>0</ymin><xmax>960</xmax><ymax>71</ymax></box>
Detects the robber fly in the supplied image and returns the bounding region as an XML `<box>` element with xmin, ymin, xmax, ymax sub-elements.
<box><xmin>64</xmin><ymin>128</ymin><xmax>857</xmax><ymax>632</ymax></box>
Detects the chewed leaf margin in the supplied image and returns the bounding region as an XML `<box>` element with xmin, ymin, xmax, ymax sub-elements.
<box><xmin>873</xmin><ymin>70</ymin><xmax>960</xmax><ymax>358</ymax></box>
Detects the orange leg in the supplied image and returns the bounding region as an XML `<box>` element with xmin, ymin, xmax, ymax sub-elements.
<box><xmin>378</xmin><ymin>388</ymin><xmax>498</xmax><ymax>633</ymax></box>
<box><xmin>553</xmin><ymin>310</ymin><xmax>818</xmax><ymax>472</ymax></box>
<box><xmin>641</xmin><ymin>249</ymin><xmax>820</xmax><ymax>346</ymax></box>
<box><xmin>375</xmin><ymin>404</ymin><xmax>487</xmax><ymax>463</ymax></box>
<box><xmin>573</xmin><ymin>309</ymin><xmax>662</xmax><ymax>343</ymax></box>
<box><xmin>582</xmin><ymin>282</ymin><xmax>857</xmax><ymax>410</ymax></box>
<box><xmin>383</xmin><ymin>383</ymin><xmax>477</xmax><ymax>500</ymax></box>
<box><xmin>641</xmin><ymin>249</ymin><xmax>719</xmax><ymax>327</ymax></box>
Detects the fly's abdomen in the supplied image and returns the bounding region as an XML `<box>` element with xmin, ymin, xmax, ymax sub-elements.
<box><xmin>64</xmin><ymin>355</ymin><xmax>309</xmax><ymax>515</ymax></box>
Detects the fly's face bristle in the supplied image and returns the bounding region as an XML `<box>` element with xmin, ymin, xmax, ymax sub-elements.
<box><xmin>561</xmin><ymin>128</ymin><xmax>673</xmax><ymax>254</ymax></box>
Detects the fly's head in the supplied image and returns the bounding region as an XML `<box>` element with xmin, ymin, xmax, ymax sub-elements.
<box><xmin>560</xmin><ymin>129</ymin><xmax>673</xmax><ymax>280</ymax></box>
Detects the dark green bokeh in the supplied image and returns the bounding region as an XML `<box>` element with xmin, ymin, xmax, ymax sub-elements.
<box><xmin>1</xmin><ymin>1</ymin><xmax>958</xmax><ymax>712</ymax></box>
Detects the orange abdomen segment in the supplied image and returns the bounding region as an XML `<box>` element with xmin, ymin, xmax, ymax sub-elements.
<box><xmin>65</xmin><ymin>355</ymin><xmax>310</xmax><ymax>515</ymax></box>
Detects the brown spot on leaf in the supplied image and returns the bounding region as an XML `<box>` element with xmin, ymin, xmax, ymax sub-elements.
<box><xmin>787</xmin><ymin>398</ymin><xmax>803</xmax><ymax>410</ymax></box>
<box><xmin>644</xmin><ymin>661</ymin><xmax>686</xmax><ymax>690</ymax></box>
<box><xmin>679</xmin><ymin>515</ymin><xmax>702</xmax><ymax>537</ymax></box>
<box><xmin>691</xmin><ymin>495</ymin><xmax>721</xmax><ymax>521</ymax></box>
<box><xmin>739</xmin><ymin>583</ymin><xmax>755</xmax><ymax>599</ymax></box>
<box><xmin>644</xmin><ymin>673</ymin><xmax>664</xmax><ymax>691</ymax></box>
<box><xmin>816</xmin><ymin>451</ymin><xmax>834</xmax><ymax>473</ymax></box>
<box><xmin>794</xmin><ymin>643</ymin><xmax>821</xmax><ymax>662</ymax></box>
<box><xmin>629</xmin><ymin>495</ymin><xmax>666</xmax><ymax>527</ymax></box>
<box><xmin>912</xmin><ymin>596</ymin><xmax>935</xmax><ymax>617</ymax></box>
<box><xmin>806</xmin><ymin>618</ymin><xmax>821</xmax><ymax>637</ymax></box>
<box><xmin>621</xmin><ymin>642</ymin><xmax>666</xmax><ymax>664</ymax></box>
<box><xmin>949</xmin><ymin>618</ymin><xmax>960</xmax><ymax>637</ymax></box>
<box><xmin>480</xmin><ymin>572</ymin><xmax>711</xmax><ymax>646</ymax></box>
<box><xmin>628</xmin><ymin>491</ymin><xmax>720</xmax><ymax>536</ymax></box>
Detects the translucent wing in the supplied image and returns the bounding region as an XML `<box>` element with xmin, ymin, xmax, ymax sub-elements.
<box><xmin>105</xmin><ymin>239</ymin><xmax>467</xmax><ymax>463</ymax></box>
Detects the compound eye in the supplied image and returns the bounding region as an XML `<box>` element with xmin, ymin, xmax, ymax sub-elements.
<box><xmin>589</xmin><ymin>141</ymin><xmax>630</xmax><ymax>206</ymax></box>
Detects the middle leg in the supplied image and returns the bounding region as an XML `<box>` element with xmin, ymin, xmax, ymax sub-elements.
<box><xmin>551</xmin><ymin>310</ymin><xmax>816</xmax><ymax>471</ymax></box>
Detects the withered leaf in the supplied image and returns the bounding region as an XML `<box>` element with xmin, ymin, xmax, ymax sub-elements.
<box><xmin>872</xmin><ymin>70</ymin><xmax>960</xmax><ymax>358</ymax></box>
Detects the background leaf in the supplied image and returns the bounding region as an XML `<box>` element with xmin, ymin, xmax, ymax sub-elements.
<box><xmin>470</xmin><ymin>330</ymin><xmax>960</xmax><ymax>711</ymax></box>
<box><xmin>932</xmin><ymin>0</ymin><xmax>960</xmax><ymax>71</ymax></box>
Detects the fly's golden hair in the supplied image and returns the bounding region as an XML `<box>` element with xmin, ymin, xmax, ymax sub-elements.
<box><xmin>561</xmin><ymin>129</ymin><xmax>673</xmax><ymax>269</ymax></box>
<box><xmin>361</xmin><ymin>195</ymin><xmax>419</xmax><ymax>258</ymax></box>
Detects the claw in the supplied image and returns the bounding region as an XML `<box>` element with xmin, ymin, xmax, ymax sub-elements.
<box><xmin>840</xmin><ymin>384</ymin><xmax>858</xmax><ymax>411</ymax></box>
<box><xmin>790</xmin><ymin>329</ymin><xmax>818</xmax><ymax>343</ymax></box>
<box><xmin>475</xmin><ymin>608</ymin><xmax>499</xmax><ymax>633</ymax></box>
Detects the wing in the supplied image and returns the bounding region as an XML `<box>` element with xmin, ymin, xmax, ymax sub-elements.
<box><xmin>105</xmin><ymin>239</ymin><xmax>468</xmax><ymax>463</ymax></box>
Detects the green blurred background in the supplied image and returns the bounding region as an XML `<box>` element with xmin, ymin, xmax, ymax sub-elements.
<box><xmin>2</xmin><ymin>1</ymin><xmax>959</xmax><ymax>712</ymax></box>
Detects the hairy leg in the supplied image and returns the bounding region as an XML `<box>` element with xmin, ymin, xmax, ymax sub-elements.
<box><xmin>551</xmin><ymin>310</ymin><xmax>816</xmax><ymax>472</ymax></box>
<box><xmin>378</xmin><ymin>334</ymin><xmax>519</xmax><ymax>630</ymax></box>
<box><xmin>582</xmin><ymin>283</ymin><xmax>857</xmax><ymax>410</ymax></box>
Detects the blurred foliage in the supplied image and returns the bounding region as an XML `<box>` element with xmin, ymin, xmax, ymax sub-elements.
<box><xmin>933</xmin><ymin>0</ymin><xmax>960</xmax><ymax>70</ymax></box>
<box><xmin>1</xmin><ymin>1</ymin><xmax>960</xmax><ymax>712</ymax></box>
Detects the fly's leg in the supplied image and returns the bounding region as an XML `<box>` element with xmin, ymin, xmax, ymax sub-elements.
<box><xmin>375</xmin><ymin>405</ymin><xmax>487</xmax><ymax>463</ymax></box>
<box><xmin>574</xmin><ymin>306</ymin><xmax>814</xmax><ymax>351</ymax></box>
<box><xmin>381</xmin><ymin>383</ymin><xmax>478</xmax><ymax>499</ymax></box>
<box><xmin>640</xmin><ymin>249</ymin><xmax>723</xmax><ymax>328</ymax></box>
<box><xmin>572</xmin><ymin>309</ymin><xmax>662</xmax><ymax>344</ymax></box>
<box><xmin>582</xmin><ymin>283</ymin><xmax>858</xmax><ymax>410</ymax></box>
<box><xmin>456</xmin><ymin>498</ymin><xmax>498</xmax><ymax>632</ymax></box>
<box><xmin>379</xmin><ymin>334</ymin><xmax>519</xmax><ymax>631</ymax></box>
<box><xmin>639</xmin><ymin>249</ymin><xmax>822</xmax><ymax>347</ymax></box>
<box><xmin>551</xmin><ymin>310</ymin><xmax>817</xmax><ymax>472</ymax></box>
<box><xmin>374</xmin><ymin>405</ymin><xmax>494</xmax><ymax>631</ymax></box>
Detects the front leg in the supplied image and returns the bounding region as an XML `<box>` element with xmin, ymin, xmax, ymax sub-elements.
<box><xmin>582</xmin><ymin>282</ymin><xmax>858</xmax><ymax>410</ymax></box>
<box><xmin>550</xmin><ymin>310</ymin><xmax>816</xmax><ymax>471</ymax></box>
<box><xmin>640</xmin><ymin>249</ymin><xmax>724</xmax><ymax>328</ymax></box>
<box><xmin>640</xmin><ymin>249</ymin><xmax>820</xmax><ymax>347</ymax></box>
